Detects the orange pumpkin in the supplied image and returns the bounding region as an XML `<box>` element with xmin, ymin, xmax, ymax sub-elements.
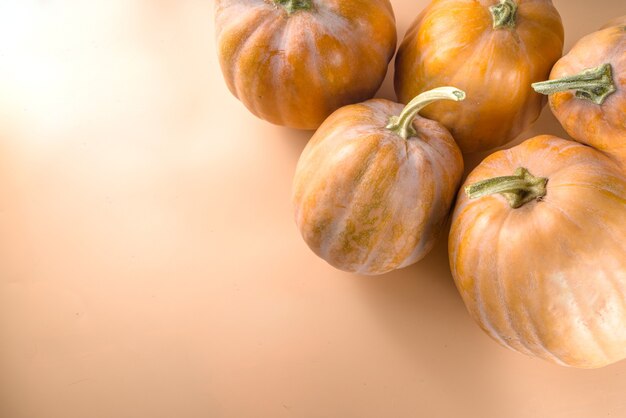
<box><xmin>293</xmin><ymin>87</ymin><xmax>465</xmax><ymax>275</ymax></box>
<box><xmin>449</xmin><ymin>135</ymin><xmax>626</xmax><ymax>368</ymax></box>
<box><xmin>215</xmin><ymin>0</ymin><xmax>396</xmax><ymax>130</ymax></box>
<box><xmin>395</xmin><ymin>0</ymin><xmax>564</xmax><ymax>153</ymax></box>
<box><xmin>532</xmin><ymin>18</ymin><xmax>626</xmax><ymax>168</ymax></box>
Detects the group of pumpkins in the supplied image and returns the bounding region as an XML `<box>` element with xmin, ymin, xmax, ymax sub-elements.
<box><xmin>215</xmin><ymin>0</ymin><xmax>625</xmax><ymax>369</ymax></box>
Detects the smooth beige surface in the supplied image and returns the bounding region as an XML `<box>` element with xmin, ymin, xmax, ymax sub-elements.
<box><xmin>0</xmin><ymin>1</ymin><xmax>624</xmax><ymax>417</ymax></box>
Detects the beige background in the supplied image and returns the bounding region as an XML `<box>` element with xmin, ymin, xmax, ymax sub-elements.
<box><xmin>0</xmin><ymin>1</ymin><xmax>624</xmax><ymax>417</ymax></box>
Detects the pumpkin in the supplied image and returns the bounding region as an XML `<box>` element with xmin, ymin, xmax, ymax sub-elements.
<box><xmin>293</xmin><ymin>87</ymin><xmax>465</xmax><ymax>275</ymax></box>
<box><xmin>214</xmin><ymin>0</ymin><xmax>397</xmax><ymax>130</ymax></box>
<box><xmin>449</xmin><ymin>135</ymin><xmax>626</xmax><ymax>368</ymax></box>
<box><xmin>532</xmin><ymin>18</ymin><xmax>626</xmax><ymax>167</ymax></box>
<box><xmin>394</xmin><ymin>0</ymin><xmax>564</xmax><ymax>153</ymax></box>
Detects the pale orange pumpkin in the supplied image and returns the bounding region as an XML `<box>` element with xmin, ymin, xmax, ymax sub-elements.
<box><xmin>215</xmin><ymin>0</ymin><xmax>397</xmax><ymax>130</ymax></box>
<box><xmin>293</xmin><ymin>87</ymin><xmax>465</xmax><ymax>275</ymax></box>
<box><xmin>395</xmin><ymin>0</ymin><xmax>564</xmax><ymax>153</ymax></box>
<box><xmin>533</xmin><ymin>18</ymin><xmax>626</xmax><ymax>168</ymax></box>
<box><xmin>449</xmin><ymin>135</ymin><xmax>626</xmax><ymax>368</ymax></box>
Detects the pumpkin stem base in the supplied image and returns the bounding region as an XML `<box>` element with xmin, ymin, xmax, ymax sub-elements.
<box><xmin>532</xmin><ymin>63</ymin><xmax>616</xmax><ymax>105</ymax></box>
<box><xmin>465</xmin><ymin>167</ymin><xmax>547</xmax><ymax>209</ymax></box>
<box><xmin>386</xmin><ymin>87</ymin><xmax>465</xmax><ymax>140</ymax></box>
<box><xmin>274</xmin><ymin>0</ymin><xmax>312</xmax><ymax>14</ymax></box>
<box><xmin>490</xmin><ymin>0</ymin><xmax>517</xmax><ymax>29</ymax></box>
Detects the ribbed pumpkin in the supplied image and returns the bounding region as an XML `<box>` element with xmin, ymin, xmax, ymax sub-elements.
<box><xmin>449</xmin><ymin>135</ymin><xmax>626</xmax><ymax>368</ymax></box>
<box><xmin>395</xmin><ymin>0</ymin><xmax>564</xmax><ymax>153</ymax></box>
<box><xmin>215</xmin><ymin>0</ymin><xmax>396</xmax><ymax>130</ymax></box>
<box><xmin>533</xmin><ymin>18</ymin><xmax>626</xmax><ymax>168</ymax></box>
<box><xmin>293</xmin><ymin>87</ymin><xmax>465</xmax><ymax>275</ymax></box>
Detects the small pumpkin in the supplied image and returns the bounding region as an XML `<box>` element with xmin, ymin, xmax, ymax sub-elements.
<box><xmin>532</xmin><ymin>18</ymin><xmax>626</xmax><ymax>167</ymax></box>
<box><xmin>293</xmin><ymin>87</ymin><xmax>465</xmax><ymax>275</ymax></box>
<box><xmin>215</xmin><ymin>0</ymin><xmax>397</xmax><ymax>130</ymax></box>
<box><xmin>394</xmin><ymin>0</ymin><xmax>564</xmax><ymax>153</ymax></box>
<box><xmin>449</xmin><ymin>135</ymin><xmax>626</xmax><ymax>368</ymax></box>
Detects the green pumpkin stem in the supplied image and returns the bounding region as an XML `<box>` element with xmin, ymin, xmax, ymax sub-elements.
<box><xmin>490</xmin><ymin>0</ymin><xmax>518</xmax><ymax>29</ymax></box>
<box><xmin>386</xmin><ymin>87</ymin><xmax>466</xmax><ymax>140</ymax></box>
<box><xmin>274</xmin><ymin>0</ymin><xmax>312</xmax><ymax>14</ymax></box>
<box><xmin>531</xmin><ymin>63</ymin><xmax>616</xmax><ymax>105</ymax></box>
<box><xmin>465</xmin><ymin>167</ymin><xmax>548</xmax><ymax>209</ymax></box>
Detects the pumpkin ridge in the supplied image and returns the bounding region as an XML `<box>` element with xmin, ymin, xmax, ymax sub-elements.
<box><xmin>531</xmin><ymin>201</ymin><xmax>615</xmax><ymax>366</ymax></box>
<box><xmin>448</xmin><ymin>205</ymin><xmax>465</xmax><ymax>283</ymax></box>
<box><xmin>491</xmin><ymin>207</ymin><xmax>539</xmax><ymax>355</ymax></box>
<box><xmin>270</xmin><ymin>19</ymin><xmax>296</xmax><ymax>126</ymax></box>
<box><xmin>318</xmin><ymin>135</ymin><xmax>382</xmax><ymax>262</ymax></box>
<box><xmin>307</xmin><ymin>29</ymin><xmax>356</xmax><ymax>106</ymax></box>
<box><xmin>522</xmin><ymin>210</ymin><xmax>579</xmax><ymax>363</ymax></box>
<box><xmin>218</xmin><ymin>7</ymin><xmax>271</xmax><ymax>98</ymax></box>
<box><xmin>459</xmin><ymin>203</ymin><xmax>509</xmax><ymax>348</ymax></box>
<box><xmin>358</xmin><ymin>169</ymin><xmax>406</xmax><ymax>271</ymax></box>
<box><xmin>519</xmin><ymin>293</ymin><xmax>568</xmax><ymax>365</ymax></box>
<box><xmin>332</xmin><ymin>141</ymin><xmax>401</xmax><ymax>270</ymax></box>
<box><xmin>260</xmin><ymin>22</ymin><xmax>293</xmax><ymax>126</ymax></box>
<box><xmin>361</xmin><ymin>141</ymin><xmax>425</xmax><ymax>271</ymax></box>
<box><xmin>451</xmin><ymin>199</ymin><xmax>487</xmax><ymax>285</ymax></box>
<box><xmin>293</xmin><ymin>120</ymin><xmax>344</xmax><ymax>233</ymax></box>
<box><xmin>543</xmin><ymin>198</ymin><xmax>626</xmax><ymax>343</ymax></box>
<box><xmin>512</xmin><ymin>253</ymin><xmax>568</xmax><ymax>364</ymax></box>
<box><xmin>295</xmin><ymin>118</ymin><xmax>353</xmax><ymax>215</ymax></box>
<box><xmin>399</xmin><ymin>140</ymin><xmax>440</xmax><ymax>266</ymax></box>
<box><xmin>444</xmin><ymin>31</ymin><xmax>520</xmax><ymax>152</ymax></box>
<box><xmin>232</xmin><ymin>15</ymin><xmax>285</xmax><ymax>116</ymax></box>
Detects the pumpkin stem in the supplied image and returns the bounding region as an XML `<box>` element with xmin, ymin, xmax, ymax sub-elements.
<box><xmin>386</xmin><ymin>87</ymin><xmax>465</xmax><ymax>140</ymax></box>
<box><xmin>490</xmin><ymin>0</ymin><xmax>517</xmax><ymax>29</ymax></box>
<box><xmin>465</xmin><ymin>167</ymin><xmax>547</xmax><ymax>209</ymax></box>
<box><xmin>274</xmin><ymin>0</ymin><xmax>312</xmax><ymax>14</ymax></box>
<box><xmin>531</xmin><ymin>63</ymin><xmax>616</xmax><ymax>105</ymax></box>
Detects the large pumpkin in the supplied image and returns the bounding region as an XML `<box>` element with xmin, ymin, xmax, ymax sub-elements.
<box><xmin>449</xmin><ymin>135</ymin><xmax>626</xmax><ymax>368</ymax></box>
<box><xmin>215</xmin><ymin>0</ymin><xmax>397</xmax><ymax>130</ymax></box>
<box><xmin>533</xmin><ymin>17</ymin><xmax>626</xmax><ymax>168</ymax></box>
<box><xmin>395</xmin><ymin>0</ymin><xmax>564</xmax><ymax>153</ymax></box>
<box><xmin>293</xmin><ymin>87</ymin><xmax>465</xmax><ymax>275</ymax></box>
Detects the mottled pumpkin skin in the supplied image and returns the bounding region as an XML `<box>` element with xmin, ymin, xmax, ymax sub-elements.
<box><xmin>293</xmin><ymin>100</ymin><xmax>463</xmax><ymax>275</ymax></box>
<box><xmin>395</xmin><ymin>0</ymin><xmax>564</xmax><ymax>153</ymax></box>
<box><xmin>545</xmin><ymin>20</ymin><xmax>626</xmax><ymax>168</ymax></box>
<box><xmin>215</xmin><ymin>0</ymin><xmax>396</xmax><ymax>130</ymax></box>
<box><xmin>449</xmin><ymin>135</ymin><xmax>626</xmax><ymax>368</ymax></box>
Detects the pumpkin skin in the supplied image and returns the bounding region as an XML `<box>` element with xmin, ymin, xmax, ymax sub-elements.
<box><xmin>394</xmin><ymin>0</ymin><xmax>564</xmax><ymax>153</ymax></box>
<box><xmin>449</xmin><ymin>135</ymin><xmax>626</xmax><ymax>368</ymax></box>
<box><xmin>532</xmin><ymin>19</ymin><xmax>626</xmax><ymax>168</ymax></box>
<box><xmin>293</xmin><ymin>90</ymin><xmax>464</xmax><ymax>275</ymax></box>
<box><xmin>215</xmin><ymin>0</ymin><xmax>396</xmax><ymax>130</ymax></box>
